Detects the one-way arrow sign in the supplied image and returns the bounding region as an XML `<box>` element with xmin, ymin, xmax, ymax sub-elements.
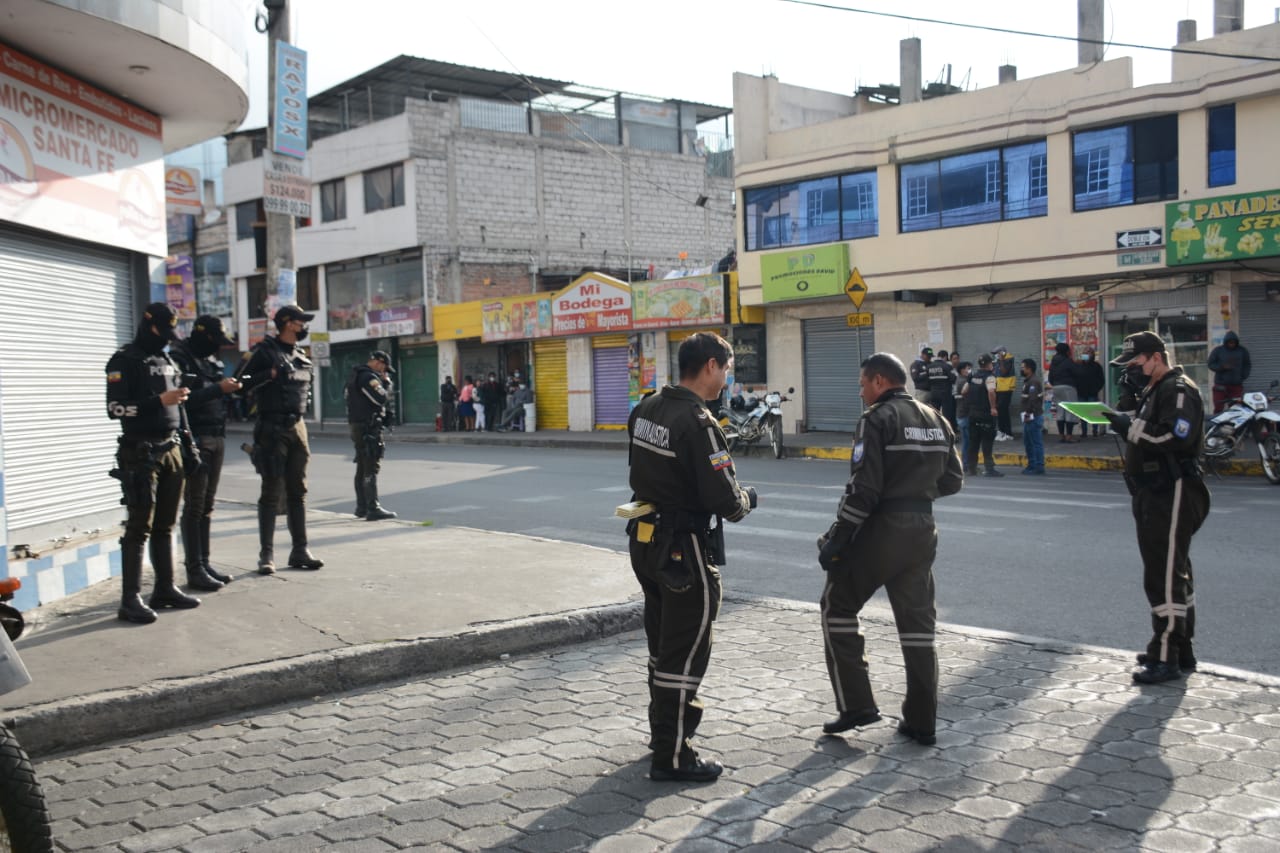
<box><xmin>1116</xmin><ymin>228</ymin><xmax>1163</xmax><ymax>249</ymax></box>
<box><xmin>845</xmin><ymin>267</ymin><xmax>868</xmax><ymax>310</ymax></box>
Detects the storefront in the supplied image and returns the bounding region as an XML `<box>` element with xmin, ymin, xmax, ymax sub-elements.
<box><xmin>591</xmin><ymin>334</ymin><xmax>631</xmax><ymax>428</ymax></box>
<box><xmin>802</xmin><ymin>317</ymin><xmax>876</xmax><ymax>431</ymax></box>
<box><xmin>954</xmin><ymin>303</ymin><xmax>1043</xmax><ymax>370</ymax></box>
<box><xmin>1237</xmin><ymin>282</ymin><xmax>1280</xmax><ymax>392</ymax></box>
<box><xmin>397</xmin><ymin>342</ymin><xmax>439</xmax><ymax>424</ymax></box>
<box><xmin>1103</xmin><ymin>286</ymin><xmax>1209</xmax><ymax>401</ymax></box>
<box><xmin>533</xmin><ymin>338</ymin><xmax>568</xmax><ymax>429</ymax></box>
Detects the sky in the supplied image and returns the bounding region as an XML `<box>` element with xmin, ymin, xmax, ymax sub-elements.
<box><xmin>236</xmin><ymin>0</ymin><xmax>1280</xmax><ymax>132</ymax></box>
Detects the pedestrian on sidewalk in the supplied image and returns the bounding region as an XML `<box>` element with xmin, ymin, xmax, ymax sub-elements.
<box><xmin>1048</xmin><ymin>342</ymin><xmax>1082</xmax><ymax>442</ymax></box>
<box><xmin>1104</xmin><ymin>332</ymin><xmax>1210</xmax><ymax>684</ymax></box>
<box><xmin>1076</xmin><ymin>348</ymin><xmax>1106</xmax><ymax>437</ymax></box>
<box><xmin>439</xmin><ymin>376</ymin><xmax>458</xmax><ymax>431</ymax></box>
<box><xmin>105</xmin><ymin>303</ymin><xmax>202</xmax><ymax>623</ymax></box>
<box><xmin>626</xmin><ymin>332</ymin><xmax>756</xmax><ymax>783</ymax></box>
<box><xmin>458</xmin><ymin>376</ymin><xmax>476</xmax><ymax>431</ymax></box>
<box><xmin>496</xmin><ymin>380</ymin><xmax>532</xmax><ymax>431</ymax></box>
<box><xmin>345</xmin><ymin>351</ymin><xmax>397</xmax><ymax>521</ymax></box>
<box><xmin>168</xmin><ymin>315</ymin><xmax>241</xmax><ymax>590</ymax></box>
<box><xmin>236</xmin><ymin>305</ymin><xmax>324</xmax><ymax>574</ymax></box>
<box><xmin>1019</xmin><ymin>358</ymin><xmax>1045</xmax><ymax>475</ymax></box>
<box><xmin>962</xmin><ymin>353</ymin><xmax>1002</xmax><ymax>476</ymax></box>
<box><xmin>1206</xmin><ymin>331</ymin><xmax>1251</xmax><ymax>414</ymax></box>
<box><xmin>480</xmin><ymin>372</ymin><xmax>503</xmax><ymax>430</ymax></box>
<box><xmin>816</xmin><ymin>352</ymin><xmax>963</xmax><ymax>746</ymax></box>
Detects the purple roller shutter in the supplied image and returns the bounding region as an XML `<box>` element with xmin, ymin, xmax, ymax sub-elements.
<box><xmin>592</xmin><ymin>346</ymin><xmax>631</xmax><ymax>426</ymax></box>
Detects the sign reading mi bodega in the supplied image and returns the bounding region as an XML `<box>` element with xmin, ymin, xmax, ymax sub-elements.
<box><xmin>273</xmin><ymin>42</ymin><xmax>308</xmax><ymax>158</ymax></box>
<box><xmin>760</xmin><ymin>244</ymin><xmax>850</xmax><ymax>303</ymax></box>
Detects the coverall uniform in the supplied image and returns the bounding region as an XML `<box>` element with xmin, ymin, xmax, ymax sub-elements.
<box><xmin>346</xmin><ymin>363</ymin><xmax>394</xmax><ymax>519</ymax></box>
<box><xmin>627</xmin><ymin>385</ymin><xmax>753</xmax><ymax>773</ymax></box>
<box><xmin>819</xmin><ymin>388</ymin><xmax>964</xmax><ymax>738</ymax></box>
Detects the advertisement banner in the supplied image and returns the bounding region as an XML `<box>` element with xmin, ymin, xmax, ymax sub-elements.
<box><xmin>631</xmin><ymin>274</ymin><xmax>725</xmax><ymax>329</ymax></box>
<box><xmin>165</xmin><ymin>165</ymin><xmax>201</xmax><ymax>212</ymax></box>
<box><xmin>1040</xmin><ymin>297</ymin><xmax>1099</xmax><ymax>368</ymax></box>
<box><xmin>272</xmin><ymin>42</ymin><xmax>308</xmax><ymax>158</ymax></box>
<box><xmin>0</xmin><ymin>40</ymin><xmax>165</xmax><ymax>255</ymax></box>
<box><xmin>760</xmin><ymin>244</ymin><xmax>850</xmax><ymax>303</ymax></box>
<box><xmin>366</xmin><ymin>304</ymin><xmax>423</xmax><ymax>338</ymax></box>
<box><xmin>480</xmin><ymin>294</ymin><xmax>553</xmax><ymax>342</ymax></box>
<box><xmin>1166</xmin><ymin>190</ymin><xmax>1280</xmax><ymax>265</ymax></box>
<box><xmin>551</xmin><ymin>273</ymin><xmax>632</xmax><ymax>336</ymax></box>
<box><xmin>165</xmin><ymin>255</ymin><xmax>197</xmax><ymax>321</ymax></box>
<box><xmin>263</xmin><ymin>155</ymin><xmax>311</xmax><ymax>217</ymax></box>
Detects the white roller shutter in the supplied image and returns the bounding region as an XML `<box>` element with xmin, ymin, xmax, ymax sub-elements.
<box><xmin>0</xmin><ymin>226</ymin><xmax>133</xmax><ymax>532</ymax></box>
<box><xmin>954</xmin><ymin>303</ymin><xmax>1042</xmax><ymax>370</ymax></box>
<box><xmin>1237</xmin><ymin>283</ymin><xmax>1280</xmax><ymax>394</ymax></box>
<box><xmin>803</xmin><ymin>316</ymin><xmax>875</xmax><ymax>432</ymax></box>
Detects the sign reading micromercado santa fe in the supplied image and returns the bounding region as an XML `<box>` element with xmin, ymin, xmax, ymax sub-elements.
<box><xmin>631</xmin><ymin>274</ymin><xmax>725</xmax><ymax>329</ymax></box>
<box><xmin>551</xmin><ymin>273</ymin><xmax>632</xmax><ymax>335</ymax></box>
<box><xmin>481</xmin><ymin>294</ymin><xmax>553</xmax><ymax>342</ymax></box>
<box><xmin>1166</xmin><ymin>189</ymin><xmax>1280</xmax><ymax>265</ymax></box>
<box><xmin>760</xmin><ymin>243</ymin><xmax>850</xmax><ymax>303</ymax></box>
<box><xmin>0</xmin><ymin>40</ymin><xmax>165</xmax><ymax>255</ymax></box>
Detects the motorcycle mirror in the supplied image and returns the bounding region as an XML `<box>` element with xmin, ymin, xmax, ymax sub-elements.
<box><xmin>0</xmin><ymin>578</ymin><xmax>20</xmax><ymax>595</ymax></box>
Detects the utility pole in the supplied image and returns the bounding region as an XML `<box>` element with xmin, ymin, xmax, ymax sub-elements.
<box><xmin>264</xmin><ymin>0</ymin><xmax>294</xmax><ymax>310</ymax></box>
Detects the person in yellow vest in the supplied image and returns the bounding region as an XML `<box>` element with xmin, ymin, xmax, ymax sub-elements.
<box><xmin>993</xmin><ymin>348</ymin><xmax>1018</xmax><ymax>441</ymax></box>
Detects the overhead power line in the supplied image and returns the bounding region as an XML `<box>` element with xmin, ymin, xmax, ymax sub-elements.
<box><xmin>777</xmin><ymin>0</ymin><xmax>1280</xmax><ymax>64</ymax></box>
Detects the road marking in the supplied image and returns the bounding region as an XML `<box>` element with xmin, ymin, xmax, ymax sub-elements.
<box><xmin>956</xmin><ymin>493</ymin><xmax>1125</xmax><ymax>509</ymax></box>
<box><xmin>430</xmin><ymin>504</ymin><xmax>485</xmax><ymax>514</ymax></box>
<box><xmin>592</xmin><ymin>486</ymin><xmax>633</xmax><ymax>493</ymax></box>
<box><xmin>513</xmin><ymin>496</ymin><xmax>561</xmax><ymax>503</ymax></box>
<box><xmin>734</xmin><ymin>523</ymin><xmax>1000</xmax><ymax>540</ymax></box>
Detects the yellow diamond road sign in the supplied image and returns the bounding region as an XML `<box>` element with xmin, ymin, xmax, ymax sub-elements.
<box><xmin>845</xmin><ymin>268</ymin><xmax>868</xmax><ymax>309</ymax></box>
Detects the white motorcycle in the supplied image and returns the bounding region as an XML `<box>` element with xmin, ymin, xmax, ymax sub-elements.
<box><xmin>0</xmin><ymin>578</ymin><xmax>53</xmax><ymax>853</ymax></box>
<box><xmin>1202</xmin><ymin>379</ymin><xmax>1280</xmax><ymax>484</ymax></box>
<box><xmin>722</xmin><ymin>387</ymin><xmax>794</xmax><ymax>459</ymax></box>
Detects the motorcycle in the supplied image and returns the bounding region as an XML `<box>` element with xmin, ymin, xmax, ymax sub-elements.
<box><xmin>722</xmin><ymin>387</ymin><xmax>794</xmax><ymax>459</ymax></box>
<box><xmin>0</xmin><ymin>578</ymin><xmax>53</xmax><ymax>853</ymax></box>
<box><xmin>1202</xmin><ymin>379</ymin><xmax>1280</xmax><ymax>483</ymax></box>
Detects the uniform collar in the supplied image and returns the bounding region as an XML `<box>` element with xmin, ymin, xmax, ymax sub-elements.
<box><xmin>876</xmin><ymin>387</ymin><xmax>910</xmax><ymax>405</ymax></box>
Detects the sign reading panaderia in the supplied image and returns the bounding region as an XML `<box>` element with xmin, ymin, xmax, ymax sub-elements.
<box><xmin>760</xmin><ymin>244</ymin><xmax>850</xmax><ymax>303</ymax></box>
<box><xmin>1166</xmin><ymin>190</ymin><xmax>1280</xmax><ymax>265</ymax></box>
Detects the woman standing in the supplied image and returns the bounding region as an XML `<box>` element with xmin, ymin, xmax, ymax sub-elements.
<box><xmin>458</xmin><ymin>375</ymin><xmax>477</xmax><ymax>432</ymax></box>
<box><xmin>1047</xmin><ymin>342</ymin><xmax>1081</xmax><ymax>442</ymax></box>
<box><xmin>1075</xmin><ymin>348</ymin><xmax>1107</xmax><ymax>437</ymax></box>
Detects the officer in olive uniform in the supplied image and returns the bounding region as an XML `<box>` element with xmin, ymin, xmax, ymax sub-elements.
<box><xmin>169</xmin><ymin>315</ymin><xmax>241</xmax><ymax>590</ymax></box>
<box><xmin>346</xmin><ymin>350</ymin><xmax>397</xmax><ymax>521</ymax></box>
<box><xmin>627</xmin><ymin>332</ymin><xmax>756</xmax><ymax>783</ymax></box>
<box><xmin>817</xmin><ymin>352</ymin><xmax>964</xmax><ymax>745</ymax></box>
<box><xmin>236</xmin><ymin>304</ymin><xmax>323</xmax><ymax>574</ymax></box>
<box><xmin>105</xmin><ymin>303</ymin><xmax>203</xmax><ymax>624</ymax></box>
<box><xmin>1105</xmin><ymin>332</ymin><xmax>1211</xmax><ymax>684</ymax></box>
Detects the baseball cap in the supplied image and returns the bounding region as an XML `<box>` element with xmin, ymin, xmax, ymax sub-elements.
<box><xmin>921</xmin><ymin>347</ymin><xmax>934</xmax><ymax>357</ymax></box>
<box><xmin>1110</xmin><ymin>331</ymin><xmax>1167</xmax><ymax>365</ymax></box>
<box><xmin>142</xmin><ymin>302</ymin><xmax>178</xmax><ymax>339</ymax></box>
<box><xmin>193</xmin><ymin>315</ymin><xmax>233</xmax><ymax>347</ymax></box>
<box><xmin>273</xmin><ymin>304</ymin><xmax>315</xmax><ymax>329</ymax></box>
<box><xmin>977</xmin><ymin>353</ymin><xmax>994</xmax><ymax>366</ymax></box>
<box><xmin>370</xmin><ymin>350</ymin><xmax>396</xmax><ymax>374</ymax></box>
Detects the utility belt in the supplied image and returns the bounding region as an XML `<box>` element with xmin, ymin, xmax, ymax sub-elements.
<box><xmin>190</xmin><ymin>424</ymin><xmax>225</xmax><ymax>438</ymax></box>
<box><xmin>628</xmin><ymin>508</ymin><xmax>724</xmax><ymax>565</ymax></box>
<box><xmin>875</xmin><ymin>498</ymin><xmax>933</xmax><ymax>515</ymax></box>
<box><xmin>118</xmin><ymin>433</ymin><xmax>177</xmax><ymax>451</ymax></box>
<box><xmin>259</xmin><ymin>412</ymin><xmax>303</xmax><ymax>426</ymax></box>
<box><xmin>1124</xmin><ymin>454</ymin><xmax>1202</xmax><ymax>496</ymax></box>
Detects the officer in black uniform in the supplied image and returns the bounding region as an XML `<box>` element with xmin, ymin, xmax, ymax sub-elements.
<box><xmin>169</xmin><ymin>315</ymin><xmax>241</xmax><ymax>590</ymax></box>
<box><xmin>236</xmin><ymin>304</ymin><xmax>323</xmax><ymax>574</ymax></box>
<box><xmin>963</xmin><ymin>353</ymin><xmax>1003</xmax><ymax>476</ymax></box>
<box><xmin>1105</xmin><ymin>332</ymin><xmax>1211</xmax><ymax>684</ymax></box>
<box><xmin>627</xmin><ymin>332</ymin><xmax>756</xmax><ymax>783</ymax></box>
<box><xmin>346</xmin><ymin>350</ymin><xmax>397</xmax><ymax>521</ymax></box>
<box><xmin>105</xmin><ymin>303</ymin><xmax>203</xmax><ymax>624</ymax></box>
<box><xmin>817</xmin><ymin>352</ymin><xmax>964</xmax><ymax>745</ymax></box>
<box><xmin>925</xmin><ymin>351</ymin><xmax>956</xmax><ymax>420</ymax></box>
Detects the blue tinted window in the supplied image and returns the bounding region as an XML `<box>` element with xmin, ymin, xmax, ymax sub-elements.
<box><xmin>744</xmin><ymin>186</ymin><xmax>780</xmax><ymax>251</ymax></box>
<box><xmin>899</xmin><ymin>141</ymin><xmax>1045</xmax><ymax>233</ymax></box>
<box><xmin>1073</xmin><ymin>116</ymin><xmax>1177</xmax><ymax>211</ymax></box>
<box><xmin>745</xmin><ymin>171</ymin><xmax>878</xmax><ymax>250</ymax></box>
<box><xmin>1003</xmin><ymin>141</ymin><xmax>1048</xmax><ymax>219</ymax></box>
<box><xmin>939</xmin><ymin>148</ymin><xmax>1001</xmax><ymax>227</ymax></box>
<box><xmin>900</xmin><ymin>161</ymin><xmax>941</xmax><ymax>232</ymax></box>
<box><xmin>840</xmin><ymin>171</ymin><xmax>878</xmax><ymax>239</ymax></box>
<box><xmin>1208</xmin><ymin>104</ymin><xmax>1236</xmax><ymax>187</ymax></box>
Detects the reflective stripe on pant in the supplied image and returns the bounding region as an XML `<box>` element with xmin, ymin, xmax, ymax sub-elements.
<box><xmin>1134</xmin><ymin>477</ymin><xmax>1210</xmax><ymax>665</ymax></box>
<box><xmin>821</xmin><ymin>513</ymin><xmax>939</xmax><ymax>734</ymax></box>
<box><xmin>630</xmin><ymin>529</ymin><xmax>721</xmax><ymax>770</ymax></box>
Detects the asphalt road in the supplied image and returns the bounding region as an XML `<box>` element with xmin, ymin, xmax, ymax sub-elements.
<box><xmin>217</xmin><ymin>436</ymin><xmax>1279</xmax><ymax>675</ymax></box>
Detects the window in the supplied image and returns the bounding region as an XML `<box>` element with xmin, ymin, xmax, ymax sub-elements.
<box><xmin>744</xmin><ymin>169</ymin><xmax>878</xmax><ymax>250</ymax></box>
<box><xmin>900</xmin><ymin>141</ymin><xmax>1046</xmax><ymax>233</ymax></box>
<box><xmin>1207</xmin><ymin>104</ymin><xmax>1236</xmax><ymax>187</ymax></box>
<box><xmin>234</xmin><ymin>199</ymin><xmax>263</xmax><ymax>240</ymax></box>
<box><xmin>326</xmin><ymin>251</ymin><xmax>423</xmax><ymax>331</ymax></box>
<box><xmin>320</xmin><ymin>178</ymin><xmax>346</xmax><ymax>222</ymax></box>
<box><xmin>363</xmin><ymin>164</ymin><xmax>405</xmax><ymax>212</ymax></box>
<box><xmin>1072</xmin><ymin>115</ymin><xmax>1178</xmax><ymax>211</ymax></box>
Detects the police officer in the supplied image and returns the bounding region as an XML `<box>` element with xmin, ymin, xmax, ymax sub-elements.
<box><xmin>105</xmin><ymin>303</ymin><xmax>202</xmax><ymax>623</ymax></box>
<box><xmin>346</xmin><ymin>350</ymin><xmax>397</xmax><ymax>521</ymax></box>
<box><xmin>817</xmin><ymin>352</ymin><xmax>964</xmax><ymax>744</ymax></box>
<box><xmin>169</xmin><ymin>315</ymin><xmax>241</xmax><ymax>590</ymax></box>
<box><xmin>1104</xmin><ymin>332</ymin><xmax>1211</xmax><ymax>684</ymax></box>
<box><xmin>963</xmin><ymin>353</ymin><xmax>1003</xmax><ymax>476</ymax></box>
<box><xmin>237</xmin><ymin>304</ymin><xmax>323</xmax><ymax>574</ymax></box>
<box><xmin>627</xmin><ymin>332</ymin><xmax>756</xmax><ymax>782</ymax></box>
<box><xmin>909</xmin><ymin>347</ymin><xmax>932</xmax><ymax>404</ymax></box>
<box><xmin>925</xmin><ymin>349</ymin><xmax>955</xmax><ymax>421</ymax></box>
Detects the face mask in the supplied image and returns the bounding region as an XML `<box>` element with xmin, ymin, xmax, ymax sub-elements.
<box><xmin>188</xmin><ymin>331</ymin><xmax>217</xmax><ymax>358</ymax></box>
<box><xmin>138</xmin><ymin>327</ymin><xmax>168</xmax><ymax>355</ymax></box>
<box><xmin>295</xmin><ymin>326</ymin><xmax>309</xmax><ymax>342</ymax></box>
<box><xmin>1121</xmin><ymin>363</ymin><xmax>1147</xmax><ymax>393</ymax></box>
<box><xmin>1082</xmin><ymin>354</ymin><xmax>1092</xmax><ymax>361</ymax></box>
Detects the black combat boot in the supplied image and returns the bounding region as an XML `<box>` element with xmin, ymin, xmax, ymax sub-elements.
<box><xmin>285</xmin><ymin>503</ymin><xmax>323</xmax><ymax>569</ymax></box>
<box><xmin>148</xmin><ymin>536</ymin><xmax>201</xmax><ymax>610</ymax></box>
<box><xmin>181</xmin><ymin>514</ymin><xmax>223</xmax><ymax>591</ymax></box>
<box><xmin>353</xmin><ymin>472</ymin><xmax>367</xmax><ymax>518</ymax></box>
<box><xmin>118</xmin><ymin>538</ymin><xmax>157</xmax><ymax>624</ymax></box>
<box><xmin>258</xmin><ymin>504</ymin><xmax>276</xmax><ymax>574</ymax></box>
<box><xmin>363</xmin><ymin>477</ymin><xmax>397</xmax><ymax>522</ymax></box>
<box><xmin>199</xmin><ymin>517</ymin><xmax>232</xmax><ymax>584</ymax></box>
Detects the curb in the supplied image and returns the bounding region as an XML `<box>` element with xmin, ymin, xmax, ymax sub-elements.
<box><xmin>10</xmin><ymin>601</ymin><xmax>643</xmax><ymax>759</ymax></box>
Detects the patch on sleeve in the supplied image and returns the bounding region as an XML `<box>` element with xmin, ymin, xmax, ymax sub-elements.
<box><xmin>709</xmin><ymin>449</ymin><xmax>732</xmax><ymax>470</ymax></box>
<box><xmin>368</xmin><ymin>378</ymin><xmax>381</xmax><ymax>388</ymax></box>
<box><xmin>852</xmin><ymin>441</ymin><xmax>865</xmax><ymax>464</ymax></box>
<box><xmin>1174</xmin><ymin>418</ymin><xmax>1191</xmax><ymax>438</ymax></box>
<box><xmin>107</xmin><ymin>371</ymin><xmax>123</xmax><ymax>382</ymax></box>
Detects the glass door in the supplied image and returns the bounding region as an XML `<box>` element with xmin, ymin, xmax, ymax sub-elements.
<box><xmin>1106</xmin><ymin>312</ymin><xmax>1209</xmax><ymax>404</ymax></box>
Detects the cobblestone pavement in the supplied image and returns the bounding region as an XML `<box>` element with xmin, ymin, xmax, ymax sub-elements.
<box><xmin>38</xmin><ymin>598</ymin><xmax>1280</xmax><ymax>852</ymax></box>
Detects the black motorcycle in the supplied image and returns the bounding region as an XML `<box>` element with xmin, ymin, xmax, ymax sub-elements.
<box><xmin>0</xmin><ymin>578</ymin><xmax>53</xmax><ymax>852</ymax></box>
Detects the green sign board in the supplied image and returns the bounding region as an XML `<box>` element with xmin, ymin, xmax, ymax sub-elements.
<box><xmin>760</xmin><ymin>244</ymin><xmax>849</xmax><ymax>303</ymax></box>
<box><xmin>1166</xmin><ymin>189</ymin><xmax>1280</xmax><ymax>266</ymax></box>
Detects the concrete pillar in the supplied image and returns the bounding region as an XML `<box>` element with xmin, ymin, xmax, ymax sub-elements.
<box><xmin>1214</xmin><ymin>0</ymin><xmax>1244</xmax><ymax>34</ymax></box>
<box><xmin>998</xmin><ymin>65</ymin><xmax>1018</xmax><ymax>84</ymax></box>
<box><xmin>900</xmin><ymin>38</ymin><xmax>922</xmax><ymax>104</ymax></box>
<box><xmin>1078</xmin><ymin>0</ymin><xmax>1104</xmax><ymax>65</ymax></box>
<box><xmin>1177</xmin><ymin>19</ymin><xmax>1198</xmax><ymax>44</ymax></box>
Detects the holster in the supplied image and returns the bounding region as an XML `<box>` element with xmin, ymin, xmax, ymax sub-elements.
<box><xmin>363</xmin><ymin>427</ymin><xmax>385</xmax><ymax>461</ymax></box>
<box><xmin>253</xmin><ymin>420</ymin><xmax>285</xmax><ymax>479</ymax></box>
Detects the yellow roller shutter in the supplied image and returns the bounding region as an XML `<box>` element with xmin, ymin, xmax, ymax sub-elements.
<box><xmin>533</xmin><ymin>338</ymin><xmax>569</xmax><ymax>430</ymax></box>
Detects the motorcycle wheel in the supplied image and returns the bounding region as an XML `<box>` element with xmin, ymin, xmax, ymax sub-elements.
<box><xmin>768</xmin><ymin>416</ymin><xmax>784</xmax><ymax>459</ymax></box>
<box><xmin>1259</xmin><ymin>433</ymin><xmax>1280</xmax><ymax>485</ymax></box>
<box><xmin>0</xmin><ymin>724</ymin><xmax>53</xmax><ymax>853</ymax></box>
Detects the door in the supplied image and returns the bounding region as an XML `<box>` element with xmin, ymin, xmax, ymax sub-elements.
<box><xmin>322</xmin><ymin>342</ymin><xmax>370</xmax><ymax>423</ymax></box>
<box><xmin>802</xmin><ymin>316</ymin><xmax>875</xmax><ymax>431</ymax></box>
<box><xmin>591</xmin><ymin>336</ymin><xmax>630</xmax><ymax>428</ymax></box>
<box><xmin>953</xmin><ymin>303</ymin><xmax>1042</xmax><ymax>372</ymax></box>
<box><xmin>399</xmin><ymin>345</ymin><xmax>438</xmax><ymax>424</ymax></box>
<box><xmin>533</xmin><ymin>338</ymin><xmax>568</xmax><ymax>430</ymax></box>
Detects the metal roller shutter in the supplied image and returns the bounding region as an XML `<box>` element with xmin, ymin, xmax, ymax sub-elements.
<box><xmin>1237</xmin><ymin>283</ymin><xmax>1280</xmax><ymax>393</ymax></box>
<box><xmin>533</xmin><ymin>338</ymin><xmax>568</xmax><ymax>430</ymax></box>
<box><xmin>0</xmin><ymin>226</ymin><xmax>133</xmax><ymax>532</ymax></box>
<box><xmin>953</xmin><ymin>303</ymin><xmax>1043</xmax><ymax>370</ymax></box>
<box><xmin>592</xmin><ymin>346</ymin><xmax>630</xmax><ymax>427</ymax></box>
<box><xmin>802</xmin><ymin>316</ymin><xmax>875</xmax><ymax>432</ymax></box>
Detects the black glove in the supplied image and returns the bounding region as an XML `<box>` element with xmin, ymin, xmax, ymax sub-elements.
<box><xmin>743</xmin><ymin>486</ymin><xmax>758</xmax><ymax>509</ymax></box>
<box><xmin>1103</xmin><ymin>411</ymin><xmax>1132</xmax><ymax>437</ymax></box>
<box><xmin>817</xmin><ymin>522</ymin><xmax>856</xmax><ymax>572</ymax></box>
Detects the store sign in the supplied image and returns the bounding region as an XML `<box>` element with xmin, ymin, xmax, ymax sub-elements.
<box><xmin>481</xmin><ymin>294</ymin><xmax>553</xmax><ymax>342</ymax></box>
<box><xmin>272</xmin><ymin>42</ymin><xmax>308</xmax><ymax>158</ymax></box>
<box><xmin>165</xmin><ymin>255</ymin><xmax>197</xmax><ymax>320</ymax></box>
<box><xmin>366</xmin><ymin>304</ymin><xmax>423</xmax><ymax>337</ymax></box>
<box><xmin>631</xmin><ymin>274</ymin><xmax>725</xmax><ymax>329</ymax></box>
<box><xmin>1166</xmin><ymin>190</ymin><xmax>1280</xmax><ymax>265</ymax></box>
<box><xmin>551</xmin><ymin>273</ymin><xmax>632</xmax><ymax>335</ymax></box>
<box><xmin>1040</xmin><ymin>298</ymin><xmax>1098</xmax><ymax>369</ymax></box>
<box><xmin>0</xmin><ymin>40</ymin><xmax>165</xmax><ymax>255</ymax></box>
<box><xmin>760</xmin><ymin>244</ymin><xmax>850</xmax><ymax>303</ymax></box>
<box><xmin>263</xmin><ymin>155</ymin><xmax>311</xmax><ymax>218</ymax></box>
<box><xmin>165</xmin><ymin>166</ymin><xmax>202</xmax><ymax>212</ymax></box>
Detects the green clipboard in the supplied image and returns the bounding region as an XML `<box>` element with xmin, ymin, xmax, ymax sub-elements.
<box><xmin>1058</xmin><ymin>401</ymin><xmax>1115</xmax><ymax>426</ymax></box>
